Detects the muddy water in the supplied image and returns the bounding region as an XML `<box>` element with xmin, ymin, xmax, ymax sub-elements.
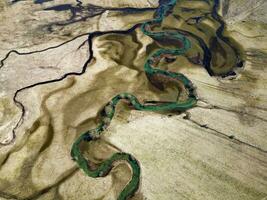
<box><xmin>150</xmin><ymin>0</ymin><xmax>243</xmax><ymax>76</ymax></box>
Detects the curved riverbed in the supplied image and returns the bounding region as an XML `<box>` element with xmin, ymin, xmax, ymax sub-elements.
<box><xmin>71</xmin><ymin>0</ymin><xmax>243</xmax><ymax>199</ymax></box>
